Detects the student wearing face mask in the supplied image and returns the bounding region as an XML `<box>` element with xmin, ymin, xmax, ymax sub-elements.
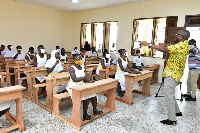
<box><xmin>60</xmin><ymin>48</ymin><xmax>68</xmax><ymax>64</ymax></box>
<box><xmin>66</xmin><ymin>54</ymin><xmax>103</xmax><ymax>120</ymax></box>
<box><xmin>71</xmin><ymin>47</ymin><xmax>80</xmax><ymax>55</ymax></box>
<box><xmin>13</xmin><ymin>45</ymin><xmax>25</xmax><ymax>60</ymax></box>
<box><xmin>96</xmin><ymin>49</ymin><xmax>112</xmax><ymax>75</ymax></box>
<box><xmin>25</xmin><ymin>47</ymin><xmax>35</xmax><ymax>61</ymax></box>
<box><xmin>115</xmin><ymin>49</ymin><xmax>140</xmax><ymax>97</ymax></box>
<box><xmin>4</xmin><ymin>45</ymin><xmax>14</xmax><ymax>60</ymax></box>
<box><xmin>33</xmin><ymin>45</ymin><xmax>47</xmax><ymax>83</ymax></box>
<box><xmin>133</xmin><ymin>50</ymin><xmax>144</xmax><ymax>71</ymax></box>
<box><xmin>45</xmin><ymin>50</ymin><xmax>67</xmax><ymax>93</ymax></box>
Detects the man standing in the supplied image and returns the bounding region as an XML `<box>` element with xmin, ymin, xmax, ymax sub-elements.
<box><xmin>151</xmin><ymin>30</ymin><xmax>190</xmax><ymax>125</ymax></box>
<box><xmin>183</xmin><ymin>39</ymin><xmax>199</xmax><ymax>101</ymax></box>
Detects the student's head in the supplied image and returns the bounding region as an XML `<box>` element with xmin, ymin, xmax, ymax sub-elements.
<box><xmin>37</xmin><ymin>45</ymin><xmax>45</xmax><ymax>54</ymax></box>
<box><xmin>61</xmin><ymin>48</ymin><xmax>65</xmax><ymax>55</ymax></box>
<box><xmin>175</xmin><ymin>30</ymin><xmax>190</xmax><ymax>43</ymax></box>
<box><xmin>73</xmin><ymin>54</ymin><xmax>83</xmax><ymax>66</ymax></box>
<box><xmin>29</xmin><ymin>47</ymin><xmax>34</xmax><ymax>54</ymax></box>
<box><xmin>136</xmin><ymin>50</ymin><xmax>141</xmax><ymax>56</ymax></box>
<box><xmin>74</xmin><ymin>47</ymin><xmax>78</xmax><ymax>50</ymax></box>
<box><xmin>119</xmin><ymin>49</ymin><xmax>128</xmax><ymax>57</ymax></box>
<box><xmin>189</xmin><ymin>39</ymin><xmax>196</xmax><ymax>46</ymax></box>
<box><xmin>56</xmin><ymin>46</ymin><xmax>60</xmax><ymax>50</ymax></box>
<box><xmin>85</xmin><ymin>41</ymin><xmax>88</xmax><ymax>45</ymax></box>
<box><xmin>1</xmin><ymin>44</ymin><xmax>5</xmax><ymax>51</ymax></box>
<box><xmin>16</xmin><ymin>45</ymin><xmax>22</xmax><ymax>53</ymax></box>
<box><xmin>51</xmin><ymin>50</ymin><xmax>60</xmax><ymax>60</ymax></box>
<box><xmin>80</xmin><ymin>48</ymin><xmax>85</xmax><ymax>56</ymax></box>
<box><xmin>8</xmin><ymin>45</ymin><xmax>13</xmax><ymax>50</ymax></box>
<box><xmin>103</xmin><ymin>50</ymin><xmax>110</xmax><ymax>59</ymax></box>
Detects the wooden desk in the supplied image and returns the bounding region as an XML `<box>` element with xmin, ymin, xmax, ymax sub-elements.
<box><xmin>0</xmin><ymin>85</ymin><xmax>25</xmax><ymax>132</ymax></box>
<box><xmin>99</xmin><ymin>65</ymin><xmax>116</xmax><ymax>80</ymax></box>
<box><xmin>86</xmin><ymin>64</ymin><xmax>98</xmax><ymax>70</ymax></box>
<box><xmin>53</xmin><ymin>78</ymin><xmax>118</xmax><ymax>131</ymax></box>
<box><xmin>142</xmin><ymin>64</ymin><xmax>160</xmax><ymax>83</ymax></box>
<box><xmin>0</xmin><ymin>72</ymin><xmax>7</xmax><ymax>87</ymax></box>
<box><xmin>116</xmin><ymin>70</ymin><xmax>153</xmax><ymax>105</ymax></box>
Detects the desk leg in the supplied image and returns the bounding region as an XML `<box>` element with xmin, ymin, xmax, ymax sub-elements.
<box><xmin>71</xmin><ymin>90</ymin><xmax>82</xmax><ymax>130</ymax></box>
<box><xmin>27</xmin><ymin>72</ymin><xmax>32</xmax><ymax>98</ymax></box>
<box><xmin>46</xmin><ymin>79</ymin><xmax>53</xmax><ymax>110</ymax></box>
<box><xmin>99</xmin><ymin>71</ymin><xmax>106</xmax><ymax>80</ymax></box>
<box><xmin>15</xmin><ymin>97</ymin><xmax>25</xmax><ymax>131</ymax></box>
<box><xmin>14</xmin><ymin>68</ymin><xmax>17</xmax><ymax>85</ymax></box>
<box><xmin>154</xmin><ymin>69</ymin><xmax>159</xmax><ymax>83</ymax></box>
<box><xmin>142</xmin><ymin>77</ymin><xmax>151</xmax><ymax>96</ymax></box>
<box><xmin>105</xmin><ymin>88</ymin><xmax>116</xmax><ymax>112</ymax></box>
<box><xmin>123</xmin><ymin>76</ymin><xmax>134</xmax><ymax>104</ymax></box>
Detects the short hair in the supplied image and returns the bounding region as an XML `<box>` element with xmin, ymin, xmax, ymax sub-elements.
<box><xmin>56</xmin><ymin>46</ymin><xmax>60</xmax><ymax>49</ymax></box>
<box><xmin>119</xmin><ymin>49</ymin><xmax>126</xmax><ymax>56</ymax></box>
<box><xmin>29</xmin><ymin>47</ymin><xmax>34</xmax><ymax>51</ymax></box>
<box><xmin>180</xmin><ymin>30</ymin><xmax>190</xmax><ymax>40</ymax></box>
<box><xmin>72</xmin><ymin>54</ymin><xmax>80</xmax><ymax>60</ymax></box>
<box><xmin>1</xmin><ymin>44</ymin><xmax>5</xmax><ymax>47</ymax></box>
<box><xmin>189</xmin><ymin>39</ymin><xmax>196</xmax><ymax>45</ymax></box>
<box><xmin>37</xmin><ymin>45</ymin><xmax>44</xmax><ymax>49</ymax></box>
<box><xmin>16</xmin><ymin>45</ymin><xmax>22</xmax><ymax>50</ymax></box>
<box><xmin>118</xmin><ymin>49</ymin><xmax>121</xmax><ymax>53</ymax></box>
<box><xmin>103</xmin><ymin>50</ymin><xmax>109</xmax><ymax>57</ymax></box>
<box><xmin>104</xmin><ymin>49</ymin><xmax>109</xmax><ymax>53</ymax></box>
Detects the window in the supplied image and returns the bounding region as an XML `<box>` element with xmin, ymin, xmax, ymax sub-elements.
<box><xmin>80</xmin><ymin>23</ymin><xmax>91</xmax><ymax>48</ymax></box>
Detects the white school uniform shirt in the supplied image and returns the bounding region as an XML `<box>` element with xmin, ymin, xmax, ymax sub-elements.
<box><xmin>96</xmin><ymin>57</ymin><xmax>111</xmax><ymax>75</ymax></box>
<box><xmin>13</xmin><ymin>52</ymin><xmax>25</xmax><ymax>60</ymax></box>
<box><xmin>60</xmin><ymin>54</ymin><xmax>67</xmax><ymax>64</ymax></box>
<box><xmin>88</xmin><ymin>51</ymin><xmax>98</xmax><ymax>57</ymax></box>
<box><xmin>133</xmin><ymin>56</ymin><xmax>143</xmax><ymax>67</ymax></box>
<box><xmin>71</xmin><ymin>49</ymin><xmax>80</xmax><ymax>55</ymax></box>
<box><xmin>1</xmin><ymin>50</ymin><xmax>6</xmax><ymax>55</ymax></box>
<box><xmin>36</xmin><ymin>54</ymin><xmax>47</xmax><ymax>83</ymax></box>
<box><xmin>4</xmin><ymin>49</ymin><xmax>14</xmax><ymax>60</ymax></box>
<box><xmin>66</xmin><ymin>65</ymin><xmax>97</xmax><ymax>100</ymax></box>
<box><xmin>112</xmin><ymin>54</ymin><xmax>120</xmax><ymax>64</ymax></box>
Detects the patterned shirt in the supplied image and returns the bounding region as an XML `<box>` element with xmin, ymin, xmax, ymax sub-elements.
<box><xmin>162</xmin><ymin>40</ymin><xmax>189</xmax><ymax>83</ymax></box>
<box><xmin>188</xmin><ymin>46</ymin><xmax>198</xmax><ymax>71</ymax></box>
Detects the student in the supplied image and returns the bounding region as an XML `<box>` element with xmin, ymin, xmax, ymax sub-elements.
<box><xmin>80</xmin><ymin>48</ymin><xmax>86</xmax><ymax>65</ymax></box>
<box><xmin>88</xmin><ymin>47</ymin><xmax>98</xmax><ymax>57</ymax></box>
<box><xmin>4</xmin><ymin>45</ymin><xmax>14</xmax><ymax>60</ymax></box>
<box><xmin>13</xmin><ymin>45</ymin><xmax>25</xmax><ymax>60</ymax></box>
<box><xmin>33</xmin><ymin>45</ymin><xmax>47</xmax><ymax>83</ymax></box>
<box><xmin>115</xmin><ymin>49</ymin><xmax>140</xmax><ymax>97</ymax></box>
<box><xmin>25</xmin><ymin>47</ymin><xmax>35</xmax><ymax>61</ymax></box>
<box><xmin>45</xmin><ymin>50</ymin><xmax>66</xmax><ymax>93</ymax></box>
<box><xmin>112</xmin><ymin>49</ymin><xmax>121</xmax><ymax>65</ymax></box>
<box><xmin>60</xmin><ymin>48</ymin><xmax>68</xmax><ymax>64</ymax></box>
<box><xmin>71</xmin><ymin>47</ymin><xmax>80</xmax><ymax>55</ymax></box>
<box><xmin>66</xmin><ymin>54</ymin><xmax>103</xmax><ymax>120</ymax></box>
<box><xmin>96</xmin><ymin>50</ymin><xmax>112</xmax><ymax>75</ymax></box>
<box><xmin>133</xmin><ymin>50</ymin><xmax>144</xmax><ymax>71</ymax></box>
<box><xmin>0</xmin><ymin>44</ymin><xmax>5</xmax><ymax>55</ymax></box>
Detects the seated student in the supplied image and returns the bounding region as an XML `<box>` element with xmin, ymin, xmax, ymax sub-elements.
<box><xmin>112</xmin><ymin>49</ymin><xmax>121</xmax><ymax>65</ymax></box>
<box><xmin>25</xmin><ymin>47</ymin><xmax>35</xmax><ymax>61</ymax></box>
<box><xmin>60</xmin><ymin>48</ymin><xmax>68</xmax><ymax>64</ymax></box>
<box><xmin>45</xmin><ymin>50</ymin><xmax>66</xmax><ymax>93</ymax></box>
<box><xmin>88</xmin><ymin>47</ymin><xmax>98</xmax><ymax>57</ymax></box>
<box><xmin>66</xmin><ymin>54</ymin><xmax>103</xmax><ymax>120</ymax></box>
<box><xmin>96</xmin><ymin>50</ymin><xmax>112</xmax><ymax>75</ymax></box>
<box><xmin>145</xmin><ymin>44</ymin><xmax>152</xmax><ymax>56</ymax></box>
<box><xmin>115</xmin><ymin>49</ymin><xmax>140</xmax><ymax>97</ymax></box>
<box><xmin>0</xmin><ymin>101</ymin><xmax>10</xmax><ymax>128</ymax></box>
<box><xmin>13</xmin><ymin>45</ymin><xmax>25</xmax><ymax>60</ymax></box>
<box><xmin>0</xmin><ymin>44</ymin><xmax>6</xmax><ymax>55</ymax></box>
<box><xmin>71</xmin><ymin>47</ymin><xmax>80</xmax><ymax>55</ymax></box>
<box><xmin>33</xmin><ymin>45</ymin><xmax>47</xmax><ymax>83</ymax></box>
<box><xmin>80</xmin><ymin>48</ymin><xmax>86</xmax><ymax>65</ymax></box>
<box><xmin>133</xmin><ymin>50</ymin><xmax>144</xmax><ymax>71</ymax></box>
<box><xmin>4</xmin><ymin>45</ymin><xmax>14</xmax><ymax>60</ymax></box>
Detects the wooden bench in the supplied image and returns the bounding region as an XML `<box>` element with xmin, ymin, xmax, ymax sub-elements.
<box><xmin>142</xmin><ymin>64</ymin><xmax>160</xmax><ymax>83</ymax></box>
<box><xmin>52</xmin><ymin>78</ymin><xmax>119</xmax><ymax>131</ymax></box>
<box><xmin>0</xmin><ymin>85</ymin><xmax>26</xmax><ymax>132</ymax></box>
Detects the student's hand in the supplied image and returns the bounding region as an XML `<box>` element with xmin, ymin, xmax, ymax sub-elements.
<box><xmin>55</xmin><ymin>60</ymin><xmax>59</xmax><ymax>65</ymax></box>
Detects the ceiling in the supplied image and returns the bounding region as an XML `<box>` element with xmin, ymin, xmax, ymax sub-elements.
<box><xmin>11</xmin><ymin>0</ymin><xmax>152</xmax><ymax>12</ymax></box>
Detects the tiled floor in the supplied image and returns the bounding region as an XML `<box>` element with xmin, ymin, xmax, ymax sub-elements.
<box><xmin>0</xmin><ymin>83</ymin><xmax>200</xmax><ymax>133</ymax></box>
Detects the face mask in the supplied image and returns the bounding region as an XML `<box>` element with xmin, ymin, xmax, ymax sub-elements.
<box><xmin>18</xmin><ymin>49</ymin><xmax>22</xmax><ymax>53</ymax></box>
<box><xmin>10</xmin><ymin>46</ymin><xmax>13</xmax><ymax>49</ymax></box>
<box><xmin>137</xmin><ymin>53</ymin><xmax>141</xmax><ymax>57</ymax></box>
<box><xmin>125</xmin><ymin>52</ymin><xmax>128</xmax><ymax>57</ymax></box>
<box><xmin>74</xmin><ymin>60</ymin><xmax>83</xmax><ymax>66</ymax></box>
<box><xmin>81</xmin><ymin>52</ymin><xmax>85</xmax><ymax>56</ymax></box>
<box><xmin>106</xmin><ymin>54</ymin><xmax>110</xmax><ymax>58</ymax></box>
<box><xmin>61</xmin><ymin>51</ymin><xmax>65</xmax><ymax>55</ymax></box>
<box><xmin>40</xmin><ymin>49</ymin><xmax>45</xmax><ymax>54</ymax></box>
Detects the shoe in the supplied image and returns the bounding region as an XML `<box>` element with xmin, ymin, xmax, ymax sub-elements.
<box><xmin>185</xmin><ymin>96</ymin><xmax>196</xmax><ymax>101</ymax></box>
<box><xmin>160</xmin><ymin>119</ymin><xmax>176</xmax><ymax>125</ymax></box>
<box><xmin>182</xmin><ymin>94</ymin><xmax>191</xmax><ymax>98</ymax></box>
<box><xmin>176</xmin><ymin>112</ymin><xmax>183</xmax><ymax>117</ymax></box>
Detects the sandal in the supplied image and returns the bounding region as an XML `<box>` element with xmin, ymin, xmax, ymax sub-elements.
<box><xmin>83</xmin><ymin>114</ymin><xmax>93</xmax><ymax>121</ymax></box>
<box><xmin>93</xmin><ymin>110</ymin><xmax>103</xmax><ymax>116</ymax></box>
